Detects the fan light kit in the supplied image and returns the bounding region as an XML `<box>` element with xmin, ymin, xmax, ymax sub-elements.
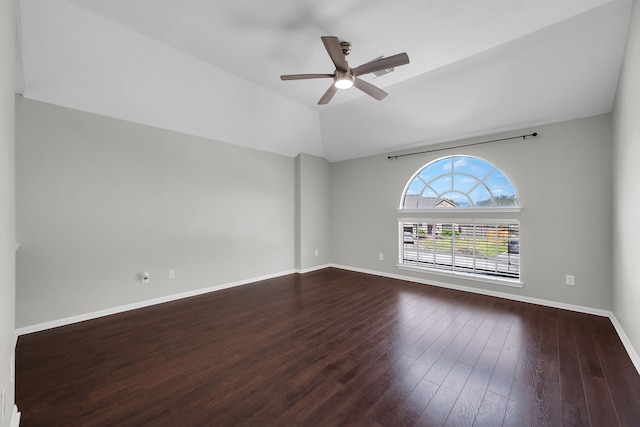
<box><xmin>334</xmin><ymin>73</ymin><xmax>354</xmax><ymax>89</ymax></box>
<box><xmin>281</xmin><ymin>36</ymin><xmax>410</xmax><ymax>105</ymax></box>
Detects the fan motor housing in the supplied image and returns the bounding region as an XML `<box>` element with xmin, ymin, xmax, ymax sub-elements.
<box><xmin>340</xmin><ymin>41</ymin><xmax>351</xmax><ymax>56</ymax></box>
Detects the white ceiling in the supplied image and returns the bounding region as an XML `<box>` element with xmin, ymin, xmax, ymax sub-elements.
<box><xmin>17</xmin><ymin>0</ymin><xmax>632</xmax><ymax>162</ymax></box>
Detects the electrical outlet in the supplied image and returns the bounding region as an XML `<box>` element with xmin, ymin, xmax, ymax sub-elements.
<box><xmin>314</xmin><ymin>249</ymin><xmax>319</xmax><ymax>257</ymax></box>
<box><xmin>168</xmin><ymin>269</ymin><xmax>175</xmax><ymax>279</ymax></box>
<box><xmin>565</xmin><ymin>275</ymin><xmax>575</xmax><ymax>286</ymax></box>
<box><xmin>141</xmin><ymin>272</ymin><xmax>150</xmax><ymax>284</ymax></box>
<box><xmin>379</xmin><ymin>253</ymin><xmax>384</xmax><ymax>261</ymax></box>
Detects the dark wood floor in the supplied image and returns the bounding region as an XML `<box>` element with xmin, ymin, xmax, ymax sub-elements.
<box><xmin>16</xmin><ymin>268</ymin><xmax>640</xmax><ymax>426</ymax></box>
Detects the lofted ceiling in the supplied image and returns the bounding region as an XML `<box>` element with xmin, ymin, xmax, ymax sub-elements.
<box><xmin>16</xmin><ymin>0</ymin><xmax>632</xmax><ymax>162</ymax></box>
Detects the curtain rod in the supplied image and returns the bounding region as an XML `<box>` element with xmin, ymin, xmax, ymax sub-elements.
<box><xmin>387</xmin><ymin>132</ymin><xmax>538</xmax><ymax>160</ymax></box>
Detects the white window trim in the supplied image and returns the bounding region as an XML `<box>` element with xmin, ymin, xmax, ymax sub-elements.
<box><xmin>398</xmin><ymin>207</ymin><xmax>522</xmax><ymax>215</ymax></box>
<box><xmin>398</xmin><ymin>216</ymin><xmax>520</xmax><ymax>225</ymax></box>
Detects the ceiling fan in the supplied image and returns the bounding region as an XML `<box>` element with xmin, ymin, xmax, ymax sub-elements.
<box><xmin>280</xmin><ymin>36</ymin><xmax>410</xmax><ymax>105</ymax></box>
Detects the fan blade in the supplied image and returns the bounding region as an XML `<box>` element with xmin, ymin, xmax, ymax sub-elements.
<box><xmin>321</xmin><ymin>36</ymin><xmax>349</xmax><ymax>72</ymax></box>
<box><xmin>318</xmin><ymin>84</ymin><xmax>338</xmax><ymax>105</ymax></box>
<box><xmin>353</xmin><ymin>78</ymin><xmax>388</xmax><ymax>101</ymax></box>
<box><xmin>352</xmin><ymin>52</ymin><xmax>410</xmax><ymax>76</ymax></box>
<box><xmin>281</xmin><ymin>73</ymin><xmax>334</xmax><ymax>80</ymax></box>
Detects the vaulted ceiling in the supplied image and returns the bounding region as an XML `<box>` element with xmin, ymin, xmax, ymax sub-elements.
<box><xmin>16</xmin><ymin>0</ymin><xmax>632</xmax><ymax>162</ymax></box>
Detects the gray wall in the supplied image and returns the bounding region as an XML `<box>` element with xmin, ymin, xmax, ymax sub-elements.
<box><xmin>0</xmin><ymin>0</ymin><xmax>16</xmax><ymax>424</ymax></box>
<box><xmin>16</xmin><ymin>97</ymin><xmax>295</xmax><ymax>328</ymax></box>
<box><xmin>613</xmin><ymin>0</ymin><xmax>640</xmax><ymax>360</ymax></box>
<box><xmin>295</xmin><ymin>153</ymin><xmax>330</xmax><ymax>271</ymax></box>
<box><xmin>330</xmin><ymin>115</ymin><xmax>613</xmax><ymax>310</ymax></box>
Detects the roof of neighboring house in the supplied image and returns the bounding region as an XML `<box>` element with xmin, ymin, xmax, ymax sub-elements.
<box><xmin>403</xmin><ymin>195</ymin><xmax>456</xmax><ymax>209</ymax></box>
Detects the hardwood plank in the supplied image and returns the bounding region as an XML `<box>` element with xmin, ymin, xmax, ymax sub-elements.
<box><xmin>366</xmin><ymin>355</ymin><xmax>432</xmax><ymax>426</ymax></box>
<box><xmin>396</xmin><ymin>377</ymin><xmax>440</xmax><ymax>426</ymax></box>
<box><xmin>474</xmin><ymin>390</ymin><xmax>508</xmax><ymax>426</ymax></box>
<box><xmin>456</xmin><ymin>312</ymin><xmax>499</xmax><ymax>367</ymax></box>
<box><xmin>486</xmin><ymin>326</ymin><xmax>523</xmax><ymax>398</ymax></box>
<box><xmin>416</xmin><ymin>361</ymin><xmax>473</xmax><ymax>426</ymax></box>
<box><xmin>444</xmin><ymin>358</ymin><xmax>494</xmax><ymax>426</ymax></box>
<box><xmin>574</xmin><ymin>319</ymin><xmax>620</xmax><ymax>426</ymax></box>
<box><xmin>503</xmin><ymin>379</ymin><xmax>536</xmax><ymax>427</ymax></box>
<box><xmin>534</xmin><ymin>309</ymin><xmax>562</xmax><ymax>426</ymax></box>
<box><xmin>557</xmin><ymin>312</ymin><xmax>590</xmax><ymax>427</ymax></box>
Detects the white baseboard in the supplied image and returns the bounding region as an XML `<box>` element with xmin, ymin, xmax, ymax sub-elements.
<box><xmin>10</xmin><ymin>405</ymin><xmax>20</xmax><ymax>427</ymax></box>
<box><xmin>297</xmin><ymin>263</ymin><xmax>332</xmax><ymax>274</ymax></box>
<box><xmin>15</xmin><ymin>269</ymin><xmax>297</xmax><ymax>336</ymax></box>
<box><xmin>331</xmin><ymin>264</ymin><xmax>610</xmax><ymax>316</ymax></box>
<box><xmin>330</xmin><ymin>263</ymin><xmax>640</xmax><ymax>375</ymax></box>
<box><xmin>608</xmin><ymin>314</ymin><xmax>640</xmax><ymax>374</ymax></box>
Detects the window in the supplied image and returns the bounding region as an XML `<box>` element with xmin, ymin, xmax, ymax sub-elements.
<box><xmin>399</xmin><ymin>156</ymin><xmax>521</xmax><ymax>284</ymax></box>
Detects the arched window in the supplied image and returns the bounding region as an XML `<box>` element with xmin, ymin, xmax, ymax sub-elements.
<box><xmin>402</xmin><ymin>156</ymin><xmax>517</xmax><ymax>209</ymax></box>
<box><xmin>398</xmin><ymin>156</ymin><xmax>521</xmax><ymax>285</ymax></box>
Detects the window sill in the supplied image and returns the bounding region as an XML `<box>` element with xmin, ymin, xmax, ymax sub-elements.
<box><xmin>396</xmin><ymin>264</ymin><xmax>524</xmax><ymax>288</ymax></box>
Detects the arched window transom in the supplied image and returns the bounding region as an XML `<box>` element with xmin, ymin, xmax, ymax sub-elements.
<box><xmin>402</xmin><ymin>156</ymin><xmax>518</xmax><ymax>209</ymax></box>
